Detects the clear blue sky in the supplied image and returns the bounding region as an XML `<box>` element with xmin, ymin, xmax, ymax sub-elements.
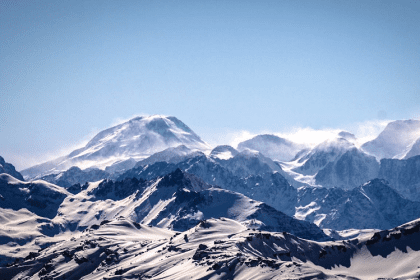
<box><xmin>1</xmin><ymin>0</ymin><xmax>420</xmax><ymax>169</ymax></box>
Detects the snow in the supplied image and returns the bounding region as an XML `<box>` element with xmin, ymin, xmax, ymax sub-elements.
<box><xmin>313</xmin><ymin>214</ymin><xmax>326</xmax><ymax>226</ymax></box>
<box><xmin>314</xmin><ymin>246</ymin><xmax>420</xmax><ymax>280</ymax></box>
<box><xmin>361</xmin><ymin>119</ymin><xmax>420</xmax><ymax>160</ymax></box>
<box><xmin>213</xmin><ymin>151</ymin><xmax>235</xmax><ymax>160</ymax></box>
<box><xmin>237</xmin><ymin>134</ymin><xmax>305</xmax><ymax>162</ymax></box>
<box><xmin>403</xmin><ymin>137</ymin><xmax>420</xmax><ymax>159</ymax></box>
<box><xmin>3</xmin><ymin>217</ymin><xmax>420</xmax><ymax>279</ymax></box>
<box><xmin>279</xmin><ymin>160</ymin><xmax>317</xmax><ymax>187</ymax></box>
<box><xmin>21</xmin><ymin>115</ymin><xmax>211</xmax><ymax>179</ymax></box>
<box><xmin>2</xmin><ymin>167</ymin><xmax>420</xmax><ymax>279</ymax></box>
<box><xmin>294</xmin><ymin>201</ymin><xmax>320</xmax><ymax>220</ymax></box>
<box><xmin>6</xmin><ymin>117</ymin><xmax>420</xmax><ymax>278</ymax></box>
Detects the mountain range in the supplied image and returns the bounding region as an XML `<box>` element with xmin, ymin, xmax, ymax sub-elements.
<box><xmin>3</xmin><ymin>115</ymin><xmax>420</xmax><ymax>279</ymax></box>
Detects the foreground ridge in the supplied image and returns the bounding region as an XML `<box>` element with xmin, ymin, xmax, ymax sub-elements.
<box><xmin>2</xmin><ymin>217</ymin><xmax>420</xmax><ymax>279</ymax></box>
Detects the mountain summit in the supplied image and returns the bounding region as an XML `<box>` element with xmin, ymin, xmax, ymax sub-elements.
<box><xmin>361</xmin><ymin>119</ymin><xmax>420</xmax><ymax>159</ymax></box>
<box><xmin>21</xmin><ymin>115</ymin><xmax>210</xmax><ymax>178</ymax></box>
<box><xmin>237</xmin><ymin>134</ymin><xmax>304</xmax><ymax>162</ymax></box>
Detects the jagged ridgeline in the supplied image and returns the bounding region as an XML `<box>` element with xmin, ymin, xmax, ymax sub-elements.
<box><xmin>2</xmin><ymin>116</ymin><xmax>420</xmax><ymax>279</ymax></box>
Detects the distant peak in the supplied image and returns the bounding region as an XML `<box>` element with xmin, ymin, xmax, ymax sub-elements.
<box><xmin>128</xmin><ymin>116</ymin><xmax>144</xmax><ymax>122</ymax></box>
<box><xmin>338</xmin><ymin>131</ymin><xmax>356</xmax><ymax>141</ymax></box>
<box><xmin>384</xmin><ymin>119</ymin><xmax>420</xmax><ymax>130</ymax></box>
<box><xmin>127</xmin><ymin>115</ymin><xmax>176</xmax><ymax>124</ymax></box>
<box><xmin>243</xmin><ymin>134</ymin><xmax>290</xmax><ymax>144</ymax></box>
<box><xmin>211</xmin><ymin>145</ymin><xmax>238</xmax><ymax>153</ymax></box>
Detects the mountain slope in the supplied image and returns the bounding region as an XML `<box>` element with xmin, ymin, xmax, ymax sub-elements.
<box><xmin>135</xmin><ymin>144</ymin><xmax>204</xmax><ymax>167</ymax></box>
<box><xmin>314</xmin><ymin>148</ymin><xmax>379</xmax><ymax>189</ymax></box>
<box><xmin>237</xmin><ymin>134</ymin><xmax>304</xmax><ymax>162</ymax></box>
<box><xmin>293</xmin><ymin>135</ymin><xmax>356</xmax><ymax>176</ymax></box>
<box><xmin>117</xmin><ymin>154</ymin><xmax>420</xmax><ymax>230</ymax></box>
<box><xmin>3</xmin><ymin>217</ymin><xmax>420</xmax><ymax>279</ymax></box>
<box><xmin>21</xmin><ymin>115</ymin><xmax>210</xmax><ymax>179</ymax></box>
<box><xmin>210</xmin><ymin>145</ymin><xmax>239</xmax><ymax>160</ymax></box>
<box><xmin>296</xmin><ymin>179</ymin><xmax>420</xmax><ymax>230</ymax></box>
<box><xmin>214</xmin><ymin>149</ymin><xmax>283</xmax><ymax>178</ymax></box>
<box><xmin>40</xmin><ymin>166</ymin><xmax>110</xmax><ymax>189</ymax></box>
<box><xmin>404</xmin><ymin>137</ymin><xmax>420</xmax><ymax>159</ymax></box>
<box><xmin>0</xmin><ymin>174</ymin><xmax>70</xmax><ymax>219</ymax></box>
<box><xmin>378</xmin><ymin>155</ymin><xmax>420</xmax><ymax>201</ymax></box>
<box><xmin>118</xmin><ymin>154</ymin><xmax>298</xmax><ymax>216</ymax></box>
<box><xmin>361</xmin><ymin>119</ymin><xmax>420</xmax><ymax>159</ymax></box>
<box><xmin>0</xmin><ymin>156</ymin><xmax>24</xmax><ymax>181</ymax></box>
<box><xmin>54</xmin><ymin>169</ymin><xmax>327</xmax><ymax>241</ymax></box>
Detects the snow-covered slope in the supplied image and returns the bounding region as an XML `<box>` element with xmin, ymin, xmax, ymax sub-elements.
<box><xmin>314</xmin><ymin>147</ymin><xmax>379</xmax><ymax>189</ymax></box>
<box><xmin>0</xmin><ymin>173</ymin><xmax>70</xmax><ymax>219</ymax></box>
<box><xmin>40</xmin><ymin>166</ymin><xmax>110</xmax><ymax>189</ymax></box>
<box><xmin>21</xmin><ymin>115</ymin><xmax>211</xmax><ymax>179</ymax></box>
<box><xmin>361</xmin><ymin>119</ymin><xmax>420</xmax><ymax>159</ymax></box>
<box><xmin>403</xmin><ymin>137</ymin><xmax>420</xmax><ymax>159</ymax></box>
<box><xmin>118</xmin><ymin>155</ymin><xmax>299</xmax><ymax>216</ymax></box>
<box><xmin>293</xmin><ymin>134</ymin><xmax>356</xmax><ymax>176</ymax></box>
<box><xmin>135</xmin><ymin>144</ymin><xmax>204</xmax><ymax>167</ymax></box>
<box><xmin>54</xmin><ymin>169</ymin><xmax>326</xmax><ymax>241</ymax></box>
<box><xmin>116</xmin><ymin>155</ymin><xmax>420</xmax><ymax>230</ymax></box>
<box><xmin>104</xmin><ymin>158</ymin><xmax>137</xmax><ymax>174</ymax></box>
<box><xmin>0</xmin><ymin>156</ymin><xmax>24</xmax><ymax>181</ymax></box>
<box><xmin>296</xmin><ymin>179</ymin><xmax>420</xmax><ymax>230</ymax></box>
<box><xmin>210</xmin><ymin>145</ymin><xmax>239</xmax><ymax>160</ymax></box>
<box><xmin>3</xmin><ymin>217</ymin><xmax>420</xmax><ymax>279</ymax></box>
<box><xmin>237</xmin><ymin>134</ymin><xmax>304</xmax><ymax>162</ymax></box>
<box><xmin>214</xmin><ymin>149</ymin><xmax>283</xmax><ymax>178</ymax></box>
<box><xmin>378</xmin><ymin>155</ymin><xmax>420</xmax><ymax>201</ymax></box>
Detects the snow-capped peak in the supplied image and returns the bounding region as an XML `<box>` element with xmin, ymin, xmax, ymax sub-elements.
<box><xmin>361</xmin><ymin>119</ymin><xmax>420</xmax><ymax>159</ymax></box>
<box><xmin>237</xmin><ymin>134</ymin><xmax>305</xmax><ymax>162</ymax></box>
<box><xmin>210</xmin><ymin>145</ymin><xmax>239</xmax><ymax>160</ymax></box>
<box><xmin>309</xmin><ymin>135</ymin><xmax>355</xmax><ymax>154</ymax></box>
<box><xmin>22</xmin><ymin>115</ymin><xmax>211</xmax><ymax>179</ymax></box>
<box><xmin>292</xmin><ymin>136</ymin><xmax>356</xmax><ymax>176</ymax></box>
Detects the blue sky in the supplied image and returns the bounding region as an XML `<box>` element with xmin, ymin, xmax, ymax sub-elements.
<box><xmin>1</xmin><ymin>0</ymin><xmax>420</xmax><ymax>169</ymax></box>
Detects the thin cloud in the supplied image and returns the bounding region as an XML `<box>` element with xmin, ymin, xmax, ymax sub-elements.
<box><xmin>275</xmin><ymin>127</ymin><xmax>342</xmax><ymax>147</ymax></box>
<box><xmin>219</xmin><ymin>127</ymin><xmax>342</xmax><ymax>149</ymax></box>
<box><xmin>344</xmin><ymin>119</ymin><xmax>391</xmax><ymax>147</ymax></box>
<box><xmin>14</xmin><ymin>117</ymin><xmax>391</xmax><ymax>170</ymax></box>
<box><xmin>12</xmin><ymin>128</ymin><xmax>101</xmax><ymax>170</ymax></box>
<box><xmin>109</xmin><ymin>113</ymin><xmax>150</xmax><ymax>127</ymax></box>
<box><xmin>21</xmin><ymin>113</ymin><xmax>152</xmax><ymax>169</ymax></box>
<box><xmin>216</xmin><ymin>119</ymin><xmax>391</xmax><ymax>150</ymax></box>
<box><xmin>200</xmin><ymin>129</ymin><xmax>257</xmax><ymax>149</ymax></box>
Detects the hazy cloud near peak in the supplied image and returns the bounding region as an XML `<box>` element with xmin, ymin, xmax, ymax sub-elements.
<box><xmin>345</xmin><ymin>119</ymin><xmax>391</xmax><ymax>147</ymax></box>
<box><xmin>9</xmin><ymin>118</ymin><xmax>391</xmax><ymax>171</ymax></box>
<box><xmin>6</xmin><ymin>125</ymin><xmax>106</xmax><ymax>171</ymax></box>
<box><xmin>109</xmin><ymin>113</ymin><xmax>150</xmax><ymax>127</ymax></box>
<box><xmin>15</xmin><ymin>115</ymin><xmax>152</xmax><ymax>170</ymax></box>
<box><xmin>202</xmin><ymin>119</ymin><xmax>391</xmax><ymax>150</ymax></box>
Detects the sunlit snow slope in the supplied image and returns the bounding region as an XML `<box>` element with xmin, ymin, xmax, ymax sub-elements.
<box><xmin>21</xmin><ymin>115</ymin><xmax>211</xmax><ymax>179</ymax></box>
